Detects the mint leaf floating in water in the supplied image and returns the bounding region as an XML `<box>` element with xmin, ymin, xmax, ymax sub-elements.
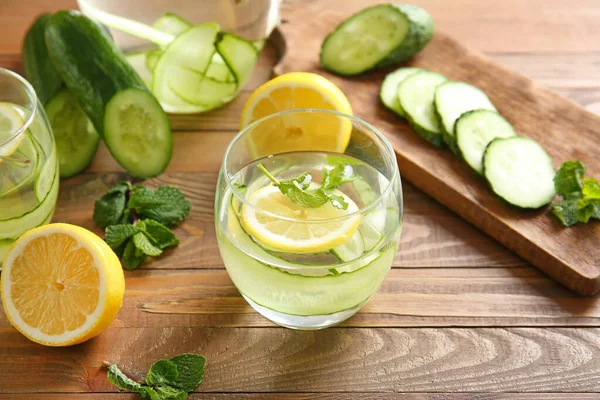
<box><xmin>104</xmin><ymin>353</ymin><xmax>206</xmax><ymax>399</ymax></box>
<box><xmin>551</xmin><ymin>161</ymin><xmax>600</xmax><ymax>227</ymax></box>
<box><xmin>257</xmin><ymin>162</ymin><xmax>356</xmax><ymax>210</ymax></box>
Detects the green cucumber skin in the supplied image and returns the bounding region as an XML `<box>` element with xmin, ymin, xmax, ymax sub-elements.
<box><xmin>22</xmin><ymin>14</ymin><xmax>63</xmax><ymax>106</ymax></box>
<box><xmin>45</xmin><ymin>10</ymin><xmax>149</xmax><ymax>136</ymax></box>
<box><xmin>438</xmin><ymin>107</ymin><xmax>460</xmax><ymax>155</ymax></box>
<box><xmin>320</xmin><ymin>4</ymin><xmax>433</xmax><ymax>76</ymax></box>
<box><xmin>375</xmin><ymin>4</ymin><xmax>434</xmax><ymax>68</ymax></box>
<box><xmin>408</xmin><ymin>119</ymin><xmax>445</xmax><ymax>148</ymax></box>
<box><xmin>482</xmin><ymin>137</ymin><xmax>555</xmax><ymax>210</ymax></box>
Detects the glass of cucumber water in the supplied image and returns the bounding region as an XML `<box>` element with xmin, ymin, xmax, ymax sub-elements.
<box><xmin>215</xmin><ymin>109</ymin><xmax>403</xmax><ymax>329</ymax></box>
<box><xmin>0</xmin><ymin>68</ymin><xmax>59</xmax><ymax>264</ymax></box>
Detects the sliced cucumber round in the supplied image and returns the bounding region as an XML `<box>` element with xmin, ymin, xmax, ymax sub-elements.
<box><xmin>0</xmin><ymin>164</ymin><xmax>58</xmax><ymax>240</ymax></box>
<box><xmin>380</xmin><ymin>67</ymin><xmax>423</xmax><ymax>117</ymax></box>
<box><xmin>359</xmin><ymin>208</ymin><xmax>386</xmax><ymax>252</ymax></box>
<box><xmin>331</xmin><ymin>229</ymin><xmax>364</xmax><ymax>262</ymax></box>
<box><xmin>434</xmin><ymin>81</ymin><xmax>496</xmax><ymax>154</ymax></box>
<box><xmin>398</xmin><ymin>70</ymin><xmax>448</xmax><ymax>147</ymax></box>
<box><xmin>483</xmin><ymin>136</ymin><xmax>556</xmax><ymax>209</ymax></box>
<box><xmin>34</xmin><ymin>145</ymin><xmax>58</xmax><ymax>202</ymax></box>
<box><xmin>320</xmin><ymin>4</ymin><xmax>433</xmax><ymax>76</ymax></box>
<box><xmin>456</xmin><ymin>110</ymin><xmax>516</xmax><ymax>175</ymax></box>
<box><xmin>45</xmin><ymin>89</ymin><xmax>100</xmax><ymax>178</ymax></box>
<box><xmin>152</xmin><ymin>12</ymin><xmax>192</xmax><ymax>37</ymax></box>
<box><xmin>103</xmin><ymin>88</ymin><xmax>172</xmax><ymax>178</ymax></box>
<box><xmin>152</xmin><ymin>23</ymin><xmax>221</xmax><ymax>113</ymax></box>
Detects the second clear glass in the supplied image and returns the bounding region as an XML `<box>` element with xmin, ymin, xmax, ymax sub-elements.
<box><xmin>215</xmin><ymin>109</ymin><xmax>403</xmax><ymax>329</ymax></box>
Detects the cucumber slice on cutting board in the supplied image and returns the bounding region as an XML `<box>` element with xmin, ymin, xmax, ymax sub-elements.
<box><xmin>455</xmin><ymin>109</ymin><xmax>516</xmax><ymax>175</ymax></box>
<box><xmin>45</xmin><ymin>89</ymin><xmax>100</xmax><ymax>178</ymax></box>
<box><xmin>380</xmin><ymin>67</ymin><xmax>423</xmax><ymax>117</ymax></box>
<box><xmin>320</xmin><ymin>4</ymin><xmax>433</xmax><ymax>76</ymax></box>
<box><xmin>434</xmin><ymin>81</ymin><xmax>496</xmax><ymax>154</ymax></box>
<box><xmin>397</xmin><ymin>70</ymin><xmax>448</xmax><ymax>147</ymax></box>
<box><xmin>483</xmin><ymin>136</ymin><xmax>555</xmax><ymax>209</ymax></box>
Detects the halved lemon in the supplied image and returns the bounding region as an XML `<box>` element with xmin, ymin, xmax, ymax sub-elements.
<box><xmin>240</xmin><ymin>72</ymin><xmax>353</xmax><ymax>158</ymax></box>
<box><xmin>0</xmin><ymin>102</ymin><xmax>24</xmax><ymax>158</ymax></box>
<box><xmin>1</xmin><ymin>224</ymin><xmax>125</xmax><ymax>346</ymax></box>
<box><xmin>240</xmin><ymin>185</ymin><xmax>361</xmax><ymax>254</ymax></box>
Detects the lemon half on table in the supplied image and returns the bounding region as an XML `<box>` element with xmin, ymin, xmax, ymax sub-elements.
<box><xmin>240</xmin><ymin>72</ymin><xmax>353</xmax><ymax>158</ymax></box>
<box><xmin>1</xmin><ymin>224</ymin><xmax>125</xmax><ymax>346</ymax></box>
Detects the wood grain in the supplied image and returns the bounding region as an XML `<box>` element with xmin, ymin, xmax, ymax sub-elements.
<box><xmin>2</xmin><ymin>327</ymin><xmax>600</xmax><ymax>393</ymax></box>
<box><xmin>2</xmin><ymin>268</ymin><xmax>597</xmax><ymax>329</ymax></box>
<box><xmin>54</xmin><ymin>172</ymin><xmax>524</xmax><ymax>269</ymax></box>
<box><xmin>277</xmin><ymin>2</ymin><xmax>600</xmax><ymax>294</ymax></box>
<box><xmin>2</xmin><ymin>394</ymin><xmax>600</xmax><ymax>399</ymax></box>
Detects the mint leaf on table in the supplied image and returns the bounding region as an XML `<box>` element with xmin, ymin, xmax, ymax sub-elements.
<box><xmin>104</xmin><ymin>353</ymin><xmax>206</xmax><ymax>400</ymax></box>
<box><xmin>128</xmin><ymin>185</ymin><xmax>191</xmax><ymax>226</ymax></box>
<box><xmin>105</xmin><ymin>224</ymin><xmax>138</xmax><ymax>250</ymax></box>
<box><xmin>138</xmin><ymin>219</ymin><xmax>179</xmax><ymax>249</ymax></box>
<box><xmin>551</xmin><ymin>199</ymin><xmax>579</xmax><ymax>227</ymax></box>
<box><xmin>94</xmin><ymin>181</ymin><xmax>132</xmax><ymax>227</ymax></box>
<box><xmin>551</xmin><ymin>161</ymin><xmax>600</xmax><ymax>227</ymax></box>
<box><xmin>133</xmin><ymin>232</ymin><xmax>163</xmax><ymax>257</ymax></box>
<box><xmin>146</xmin><ymin>360</ymin><xmax>179</xmax><ymax>387</ymax></box>
<box><xmin>257</xmin><ymin>162</ymin><xmax>353</xmax><ymax>210</ymax></box>
<box><xmin>106</xmin><ymin>364</ymin><xmax>146</xmax><ymax>395</ymax></box>
<box><xmin>167</xmin><ymin>354</ymin><xmax>207</xmax><ymax>392</ymax></box>
<box><xmin>577</xmin><ymin>198</ymin><xmax>600</xmax><ymax>223</ymax></box>
<box><xmin>582</xmin><ymin>177</ymin><xmax>600</xmax><ymax>199</ymax></box>
<box><xmin>94</xmin><ymin>182</ymin><xmax>190</xmax><ymax>270</ymax></box>
<box><xmin>553</xmin><ymin>160</ymin><xmax>585</xmax><ymax>196</ymax></box>
<box><xmin>121</xmin><ymin>239</ymin><xmax>146</xmax><ymax>271</ymax></box>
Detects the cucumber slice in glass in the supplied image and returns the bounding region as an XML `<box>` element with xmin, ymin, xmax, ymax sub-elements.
<box><xmin>331</xmin><ymin>229</ymin><xmax>365</xmax><ymax>262</ymax></box>
<box><xmin>45</xmin><ymin>89</ymin><xmax>100</xmax><ymax>178</ymax></box>
<box><xmin>0</xmin><ymin>164</ymin><xmax>58</xmax><ymax>240</ymax></box>
<box><xmin>152</xmin><ymin>23</ymin><xmax>221</xmax><ymax>113</ymax></box>
<box><xmin>152</xmin><ymin>12</ymin><xmax>192</xmax><ymax>37</ymax></box>
<box><xmin>359</xmin><ymin>208</ymin><xmax>386</xmax><ymax>252</ymax></box>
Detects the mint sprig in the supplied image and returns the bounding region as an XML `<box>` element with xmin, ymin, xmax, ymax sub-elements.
<box><xmin>257</xmin><ymin>162</ymin><xmax>355</xmax><ymax>210</ymax></box>
<box><xmin>94</xmin><ymin>182</ymin><xmax>190</xmax><ymax>270</ymax></box>
<box><xmin>551</xmin><ymin>161</ymin><xmax>600</xmax><ymax>227</ymax></box>
<box><xmin>104</xmin><ymin>353</ymin><xmax>206</xmax><ymax>399</ymax></box>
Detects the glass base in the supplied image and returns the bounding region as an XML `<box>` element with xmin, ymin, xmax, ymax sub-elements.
<box><xmin>243</xmin><ymin>294</ymin><xmax>364</xmax><ymax>330</ymax></box>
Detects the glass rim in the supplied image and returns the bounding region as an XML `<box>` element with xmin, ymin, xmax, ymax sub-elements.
<box><xmin>0</xmin><ymin>68</ymin><xmax>39</xmax><ymax>149</ymax></box>
<box><xmin>222</xmin><ymin>108</ymin><xmax>400</xmax><ymax>223</ymax></box>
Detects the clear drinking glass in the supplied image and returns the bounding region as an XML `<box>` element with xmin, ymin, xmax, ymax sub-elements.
<box><xmin>0</xmin><ymin>68</ymin><xmax>59</xmax><ymax>263</ymax></box>
<box><xmin>78</xmin><ymin>0</ymin><xmax>280</xmax><ymax>50</ymax></box>
<box><xmin>215</xmin><ymin>109</ymin><xmax>403</xmax><ymax>329</ymax></box>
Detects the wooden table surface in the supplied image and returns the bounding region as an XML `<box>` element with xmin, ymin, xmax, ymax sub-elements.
<box><xmin>2</xmin><ymin>0</ymin><xmax>600</xmax><ymax>398</ymax></box>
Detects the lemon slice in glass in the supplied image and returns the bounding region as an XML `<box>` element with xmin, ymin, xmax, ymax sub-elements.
<box><xmin>240</xmin><ymin>72</ymin><xmax>353</xmax><ymax>158</ymax></box>
<box><xmin>240</xmin><ymin>185</ymin><xmax>361</xmax><ymax>254</ymax></box>
<box><xmin>0</xmin><ymin>102</ymin><xmax>24</xmax><ymax>158</ymax></box>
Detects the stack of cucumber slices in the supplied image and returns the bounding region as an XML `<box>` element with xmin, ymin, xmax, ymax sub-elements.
<box><xmin>381</xmin><ymin>68</ymin><xmax>556</xmax><ymax>209</ymax></box>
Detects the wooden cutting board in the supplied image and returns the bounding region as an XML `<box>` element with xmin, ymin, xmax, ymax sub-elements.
<box><xmin>275</xmin><ymin>1</ymin><xmax>600</xmax><ymax>295</ymax></box>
